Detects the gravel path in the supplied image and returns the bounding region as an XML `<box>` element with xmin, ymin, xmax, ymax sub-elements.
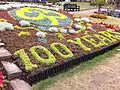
<box><xmin>46</xmin><ymin>52</ymin><xmax>120</xmax><ymax>90</ymax></box>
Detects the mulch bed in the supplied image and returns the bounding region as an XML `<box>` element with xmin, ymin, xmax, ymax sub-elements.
<box><xmin>0</xmin><ymin>11</ymin><xmax>19</xmax><ymax>25</ymax></box>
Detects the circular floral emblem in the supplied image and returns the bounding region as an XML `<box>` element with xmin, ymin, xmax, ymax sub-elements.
<box><xmin>9</xmin><ymin>7</ymin><xmax>73</xmax><ymax>27</ymax></box>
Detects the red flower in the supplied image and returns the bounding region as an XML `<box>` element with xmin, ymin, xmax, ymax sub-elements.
<box><xmin>0</xmin><ymin>72</ymin><xmax>4</xmax><ymax>80</ymax></box>
<box><xmin>0</xmin><ymin>72</ymin><xmax>3</xmax><ymax>76</ymax></box>
<box><xmin>0</xmin><ymin>79</ymin><xmax>4</xmax><ymax>85</ymax></box>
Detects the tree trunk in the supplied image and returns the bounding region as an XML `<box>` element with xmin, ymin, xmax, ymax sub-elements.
<box><xmin>115</xmin><ymin>0</ymin><xmax>120</xmax><ymax>7</ymax></box>
<box><xmin>113</xmin><ymin>4</ymin><xmax>116</xmax><ymax>12</ymax></box>
<box><xmin>98</xmin><ymin>4</ymin><xmax>101</xmax><ymax>13</ymax></box>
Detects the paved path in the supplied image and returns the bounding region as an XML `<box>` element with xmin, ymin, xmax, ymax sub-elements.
<box><xmin>46</xmin><ymin>52</ymin><xmax>120</xmax><ymax>90</ymax></box>
<box><xmin>69</xmin><ymin>9</ymin><xmax>120</xmax><ymax>17</ymax></box>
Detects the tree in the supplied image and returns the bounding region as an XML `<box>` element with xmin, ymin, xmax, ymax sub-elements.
<box><xmin>107</xmin><ymin>0</ymin><xmax>120</xmax><ymax>7</ymax></box>
<box><xmin>107</xmin><ymin>0</ymin><xmax>120</xmax><ymax>12</ymax></box>
<box><xmin>92</xmin><ymin>0</ymin><xmax>106</xmax><ymax>13</ymax></box>
<box><xmin>115</xmin><ymin>0</ymin><xmax>120</xmax><ymax>7</ymax></box>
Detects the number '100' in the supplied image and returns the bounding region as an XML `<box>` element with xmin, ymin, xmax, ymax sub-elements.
<box><xmin>14</xmin><ymin>43</ymin><xmax>73</xmax><ymax>71</ymax></box>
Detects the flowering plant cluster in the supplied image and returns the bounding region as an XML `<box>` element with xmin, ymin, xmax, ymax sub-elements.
<box><xmin>100</xmin><ymin>22</ymin><xmax>120</xmax><ymax>30</ymax></box>
<box><xmin>0</xmin><ymin>3</ymin><xmax>120</xmax><ymax>75</ymax></box>
<box><xmin>0</xmin><ymin>3</ymin><xmax>60</xmax><ymax>11</ymax></box>
<box><xmin>9</xmin><ymin>7</ymin><xmax>72</xmax><ymax>27</ymax></box>
<box><xmin>90</xmin><ymin>14</ymin><xmax>107</xmax><ymax>19</ymax></box>
<box><xmin>0</xmin><ymin>71</ymin><xmax>9</xmax><ymax>89</ymax></box>
<box><xmin>0</xmin><ymin>22</ymin><xmax>14</xmax><ymax>31</ymax></box>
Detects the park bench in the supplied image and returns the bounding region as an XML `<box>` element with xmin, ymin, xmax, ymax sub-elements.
<box><xmin>64</xmin><ymin>4</ymin><xmax>80</xmax><ymax>11</ymax></box>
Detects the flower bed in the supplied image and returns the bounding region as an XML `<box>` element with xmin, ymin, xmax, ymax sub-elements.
<box><xmin>9</xmin><ymin>7</ymin><xmax>73</xmax><ymax>27</ymax></box>
<box><xmin>90</xmin><ymin>14</ymin><xmax>107</xmax><ymax>19</ymax></box>
<box><xmin>0</xmin><ymin>4</ymin><xmax>120</xmax><ymax>85</ymax></box>
<box><xmin>0</xmin><ymin>67</ymin><xmax>9</xmax><ymax>90</ymax></box>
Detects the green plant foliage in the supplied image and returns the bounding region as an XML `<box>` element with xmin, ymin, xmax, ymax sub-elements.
<box><xmin>94</xmin><ymin>34</ymin><xmax>110</xmax><ymax>45</ymax></box>
<box><xmin>92</xmin><ymin>0</ymin><xmax>106</xmax><ymax>6</ymax></box>
<box><xmin>51</xmin><ymin>43</ymin><xmax>74</xmax><ymax>59</ymax></box>
<box><xmin>106</xmin><ymin>30</ymin><xmax>120</xmax><ymax>40</ymax></box>
<box><xmin>92</xmin><ymin>0</ymin><xmax>106</xmax><ymax>12</ymax></box>
<box><xmin>14</xmin><ymin>49</ymin><xmax>37</xmax><ymax>71</ymax></box>
<box><xmin>9</xmin><ymin>7</ymin><xmax>72</xmax><ymax>27</ymax></box>
<box><xmin>77</xmin><ymin>22</ymin><xmax>86</xmax><ymax>33</ymax></box>
<box><xmin>67</xmin><ymin>38</ymin><xmax>91</xmax><ymax>52</ymax></box>
<box><xmin>99</xmin><ymin>30</ymin><xmax>117</xmax><ymax>43</ymax></box>
<box><xmin>29</xmin><ymin>46</ymin><xmax>56</xmax><ymax>65</ymax></box>
<box><xmin>81</xmin><ymin>35</ymin><xmax>105</xmax><ymax>48</ymax></box>
<box><xmin>56</xmin><ymin>33</ymin><xmax>65</xmax><ymax>40</ymax></box>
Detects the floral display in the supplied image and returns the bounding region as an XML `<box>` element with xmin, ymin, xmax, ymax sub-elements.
<box><xmin>51</xmin><ymin>43</ymin><xmax>74</xmax><ymax>59</ymax></box>
<box><xmin>68</xmin><ymin>29</ymin><xmax>77</xmax><ymax>34</ymax></box>
<box><xmin>0</xmin><ymin>22</ymin><xmax>14</xmax><ymax>31</ymax></box>
<box><xmin>60</xmin><ymin>29</ymin><xmax>68</xmax><ymax>33</ymax></box>
<box><xmin>48</xmin><ymin>27</ymin><xmax>58</xmax><ymax>32</ymax></box>
<box><xmin>90</xmin><ymin>14</ymin><xmax>107</xmax><ymax>19</ymax></box>
<box><xmin>81</xmin><ymin>17</ymin><xmax>91</xmax><ymax>22</ymax></box>
<box><xmin>19</xmin><ymin>20</ymin><xmax>30</xmax><ymax>27</ymax></box>
<box><xmin>74</xmin><ymin>18</ymin><xmax>81</xmax><ymax>22</ymax></box>
<box><xmin>18</xmin><ymin>31</ymin><xmax>31</xmax><ymax>37</ymax></box>
<box><xmin>9</xmin><ymin>7</ymin><xmax>72</xmax><ymax>27</ymax></box>
<box><xmin>29</xmin><ymin>46</ymin><xmax>56</xmax><ymax>65</ymax></box>
<box><xmin>12</xmin><ymin>29</ymin><xmax>120</xmax><ymax>71</ymax></box>
<box><xmin>0</xmin><ymin>3</ymin><xmax>120</xmax><ymax>85</ymax></box>
<box><xmin>0</xmin><ymin>70</ymin><xmax>9</xmax><ymax>89</ymax></box>
<box><xmin>14</xmin><ymin>49</ymin><xmax>38</xmax><ymax>71</ymax></box>
<box><xmin>74</xmin><ymin>24</ymin><xmax>83</xmax><ymax>29</ymax></box>
<box><xmin>36</xmin><ymin>31</ymin><xmax>46</xmax><ymax>38</ymax></box>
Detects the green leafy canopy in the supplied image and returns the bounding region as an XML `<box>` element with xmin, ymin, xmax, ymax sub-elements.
<box><xmin>92</xmin><ymin>0</ymin><xmax>106</xmax><ymax>5</ymax></box>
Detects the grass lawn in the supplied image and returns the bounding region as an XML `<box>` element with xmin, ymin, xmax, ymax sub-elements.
<box><xmin>71</xmin><ymin>2</ymin><xmax>96</xmax><ymax>10</ymax></box>
<box><xmin>32</xmin><ymin>45</ymin><xmax>120</xmax><ymax>90</ymax></box>
<box><xmin>57</xmin><ymin>2</ymin><xmax>96</xmax><ymax>10</ymax></box>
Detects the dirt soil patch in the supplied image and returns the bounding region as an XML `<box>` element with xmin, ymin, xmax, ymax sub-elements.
<box><xmin>46</xmin><ymin>52</ymin><xmax>120</xmax><ymax>90</ymax></box>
